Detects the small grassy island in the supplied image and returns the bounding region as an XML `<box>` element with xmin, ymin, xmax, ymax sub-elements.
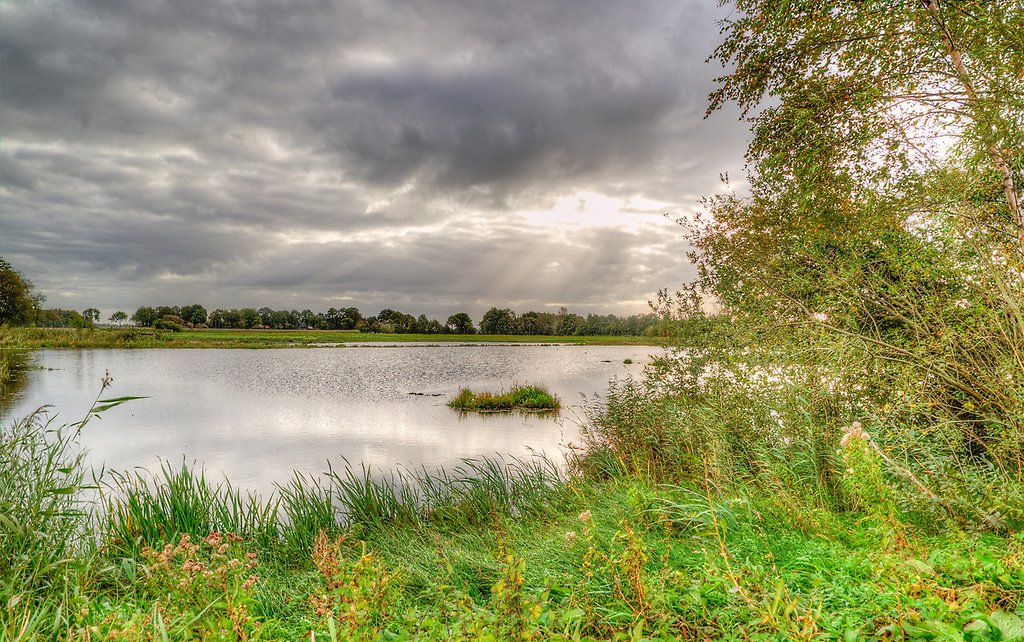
<box><xmin>448</xmin><ymin>384</ymin><xmax>560</xmax><ymax>412</ymax></box>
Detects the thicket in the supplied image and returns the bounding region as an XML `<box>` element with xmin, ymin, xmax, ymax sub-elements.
<box><xmin>631</xmin><ymin>0</ymin><xmax>1024</xmax><ymax>531</ymax></box>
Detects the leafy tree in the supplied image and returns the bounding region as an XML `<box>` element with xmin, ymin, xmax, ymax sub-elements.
<box><xmin>446</xmin><ymin>312</ymin><xmax>476</xmax><ymax>334</ymax></box>
<box><xmin>0</xmin><ymin>258</ymin><xmax>43</xmax><ymax>326</ymax></box>
<box><xmin>180</xmin><ymin>304</ymin><xmax>208</xmax><ymax>327</ymax></box>
<box><xmin>376</xmin><ymin>309</ymin><xmax>415</xmax><ymax>333</ymax></box>
<box><xmin>36</xmin><ymin>308</ymin><xmax>91</xmax><ymax>328</ymax></box>
<box><xmin>132</xmin><ymin>306</ymin><xmax>158</xmax><ymax>327</ymax></box>
<box><xmin>480</xmin><ymin>308</ymin><xmax>518</xmax><ymax>335</ymax></box>
<box><xmin>109</xmin><ymin>310</ymin><xmax>129</xmax><ymax>326</ymax></box>
<box><xmin>325</xmin><ymin>307</ymin><xmax>341</xmax><ymax>330</ymax></box>
<box><xmin>518</xmin><ymin>311</ymin><xmax>549</xmax><ymax>335</ymax></box>
<box><xmin>239</xmin><ymin>308</ymin><xmax>260</xmax><ymax>329</ymax></box>
<box><xmin>339</xmin><ymin>307</ymin><xmax>363</xmax><ymax>331</ymax></box>
<box><xmin>690</xmin><ymin>0</ymin><xmax>1024</xmax><ymax>478</ymax></box>
<box><xmin>82</xmin><ymin>308</ymin><xmax>100</xmax><ymax>323</ymax></box>
<box><xmin>555</xmin><ymin>312</ymin><xmax>583</xmax><ymax>336</ymax></box>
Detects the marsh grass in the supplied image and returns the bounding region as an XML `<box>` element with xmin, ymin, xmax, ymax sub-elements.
<box><xmin>6</xmin><ymin>390</ymin><xmax>1024</xmax><ymax>639</ymax></box>
<box><xmin>8</xmin><ymin>362</ymin><xmax>1024</xmax><ymax>639</ymax></box>
<box><xmin>101</xmin><ymin>462</ymin><xmax>280</xmax><ymax>555</ymax></box>
<box><xmin>448</xmin><ymin>384</ymin><xmax>561</xmax><ymax>412</ymax></box>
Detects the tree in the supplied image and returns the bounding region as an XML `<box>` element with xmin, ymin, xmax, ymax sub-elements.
<box><xmin>446</xmin><ymin>312</ymin><xmax>476</xmax><ymax>334</ymax></box>
<box><xmin>708</xmin><ymin>1</ymin><xmax>1023</xmax><ymax>248</ymax></box>
<box><xmin>325</xmin><ymin>307</ymin><xmax>341</xmax><ymax>330</ymax></box>
<box><xmin>0</xmin><ymin>258</ymin><xmax>43</xmax><ymax>326</ymax></box>
<box><xmin>376</xmin><ymin>309</ymin><xmax>415</xmax><ymax>333</ymax></box>
<box><xmin>132</xmin><ymin>306</ymin><xmax>158</xmax><ymax>327</ymax></box>
<box><xmin>479</xmin><ymin>308</ymin><xmax>518</xmax><ymax>335</ymax></box>
<box><xmin>82</xmin><ymin>308</ymin><xmax>100</xmax><ymax>324</ymax></box>
<box><xmin>518</xmin><ymin>311</ymin><xmax>550</xmax><ymax>335</ymax></box>
<box><xmin>339</xmin><ymin>307</ymin><xmax>363</xmax><ymax>331</ymax></box>
<box><xmin>109</xmin><ymin>310</ymin><xmax>128</xmax><ymax>326</ymax></box>
<box><xmin>180</xmin><ymin>304</ymin><xmax>208</xmax><ymax>327</ymax></box>
<box><xmin>690</xmin><ymin>0</ymin><xmax>1024</xmax><ymax>476</ymax></box>
<box><xmin>239</xmin><ymin>308</ymin><xmax>260</xmax><ymax>329</ymax></box>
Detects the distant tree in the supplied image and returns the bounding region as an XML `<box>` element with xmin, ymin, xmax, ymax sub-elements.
<box><xmin>519</xmin><ymin>311</ymin><xmax>552</xmax><ymax>335</ymax></box>
<box><xmin>446</xmin><ymin>312</ymin><xmax>476</xmax><ymax>334</ymax></box>
<box><xmin>132</xmin><ymin>306</ymin><xmax>158</xmax><ymax>327</ymax></box>
<box><xmin>37</xmin><ymin>308</ymin><xmax>91</xmax><ymax>329</ymax></box>
<box><xmin>0</xmin><ymin>258</ymin><xmax>44</xmax><ymax>326</ymax></box>
<box><xmin>82</xmin><ymin>308</ymin><xmax>101</xmax><ymax>323</ymax></box>
<box><xmin>109</xmin><ymin>310</ymin><xmax>129</xmax><ymax>326</ymax></box>
<box><xmin>155</xmin><ymin>305</ymin><xmax>180</xmax><ymax>320</ymax></box>
<box><xmin>222</xmin><ymin>309</ymin><xmax>242</xmax><ymax>328</ymax></box>
<box><xmin>179</xmin><ymin>304</ymin><xmax>208</xmax><ymax>327</ymax></box>
<box><xmin>325</xmin><ymin>307</ymin><xmax>341</xmax><ymax>330</ymax></box>
<box><xmin>239</xmin><ymin>308</ymin><xmax>260</xmax><ymax>329</ymax></box>
<box><xmin>376</xmin><ymin>309</ymin><xmax>415</xmax><ymax>333</ymax></box>
<box><xmin>339</xmin><ymin>307</ymin><xmax>363</xmax><ymax>330</ymax></box>
<box><xmin>555</xmin><ymin>312</ymin><xmax>584</xmax><ymax>336</ymax></box>
<box><xmin>480</xmin><ymin>308</ymin><xmax>518</xmax><ymax>335</ymax></box>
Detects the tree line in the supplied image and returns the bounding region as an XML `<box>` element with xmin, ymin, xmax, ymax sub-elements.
<box><xmin>128</xmin><ymin>303</ymin><xmax>664</xmax><ymax>336</ymax></box>
<box><xmin>0</xmin><ymin>260</ymin><xmax>664</xmax><ymax>336</ymax></box>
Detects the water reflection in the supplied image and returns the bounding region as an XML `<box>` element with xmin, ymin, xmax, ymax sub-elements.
<box><xmin>0</xmin><ymin>350</ymin><xmax>32</xmax><ymax>411</ymax></box>
<box><xmin>2</xmin><ymin>345</ymin><xmax>653</xmax><ymax>494</ymax></box>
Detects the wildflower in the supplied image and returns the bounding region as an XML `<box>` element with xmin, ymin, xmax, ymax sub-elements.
<box><xmin>840</xmin><ymin>421</ymin><xmax>870</xmax><ymax>447</ymax></box>
<box><xmin>564</xmin><ymin>531</ymin><xmax>578</xmax><ymax>543</ymax></box>
<box><xmin>578</xmin><ymin>509</ymin><xmax>592</xmax><ymax>523</ymax></box>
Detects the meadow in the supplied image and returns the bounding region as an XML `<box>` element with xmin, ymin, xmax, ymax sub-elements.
<box><xmin>0</xmin><ymin>326</ymin><xmax>664</xmax><ymax>350</ymax></box>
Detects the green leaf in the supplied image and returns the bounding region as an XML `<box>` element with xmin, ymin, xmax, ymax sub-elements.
<box><xmin>989</xmin><ymin>611</ymin><xmax>1024</xmax><ymax>641</ymax></box>
<box><xmin>903</xmin><ymin>620</ymin><xmax>964</xmax><ymax>642</ymax></box>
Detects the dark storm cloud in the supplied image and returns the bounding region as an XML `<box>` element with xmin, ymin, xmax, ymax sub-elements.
<box><xmin>0</xmin><ymin>0</ymin><xmax>748</xmax><ymax>317</ymax></box>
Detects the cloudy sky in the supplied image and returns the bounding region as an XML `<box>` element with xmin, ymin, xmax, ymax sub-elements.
<box><xmin>1</xmin><ymin>0</ymin><xmax>749</xmax><ymax>321</ymax></box>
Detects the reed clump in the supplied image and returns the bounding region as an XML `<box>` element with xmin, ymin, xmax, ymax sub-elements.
<box><xmin>448</xmin><ymin>384</ymin><xmax>560</xmax><ymax>412</ymax></box>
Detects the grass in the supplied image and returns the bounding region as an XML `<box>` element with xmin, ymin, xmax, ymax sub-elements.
<box><xmin>0</xmin><ymin>326</ymin><xmax>665</xmax><ymax>349</ymax></box>
<box><xmin>448</xmin><ymin>384</ymin><xmax>561</xmax><ymax>412</ymax></box>
<box><xmin>7</xmin><ymin>376</ymin><xmax>1024</xmax><ymax>639</ymax></box>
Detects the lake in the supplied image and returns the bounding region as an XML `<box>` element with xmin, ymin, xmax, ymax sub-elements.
<box><xmin>1</xmin><ymin>344</ymin><xmax>652</xmax><ymax>494</ymax></box>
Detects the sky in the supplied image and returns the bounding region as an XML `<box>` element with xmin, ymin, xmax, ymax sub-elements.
<box><xmin>1</xmin><ymin>0</ymin><xmax>749</xmax><ymax>322</ymax></box>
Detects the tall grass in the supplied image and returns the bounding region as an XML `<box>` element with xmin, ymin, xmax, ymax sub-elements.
<box><xmin>0</xmin><ymin>369</ymin><xmax>139</xmax><ymax>637</ymax></box>
<box><xmin>0</xmin><ymin>408</ymin><xmax>90</xmax><ymax>638</ymax></box>
<box><xmin>448</xmin><ymin>384</ymin><xmax>560</xmax><ymax>412</ymax></box>
<box><xmin>97</xmin><ymin>453</ymin><xmax>567</xmax><ymax>555</ymax></box>
<box><xmin>101</xmin><ymin>462</ymin><xmax>280</xmax><ymax>555</ymax></box>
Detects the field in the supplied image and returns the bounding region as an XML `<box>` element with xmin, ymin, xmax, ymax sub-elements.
<box><xmin>0</xmin><ymin>326</ymin><xmax>667</xmax><ymax>350</ymax></box>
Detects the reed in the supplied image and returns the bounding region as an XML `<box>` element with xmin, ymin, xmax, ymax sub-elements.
<box><xmin>448</xmin><ymin>384</ymin><xmax>560</xmax><ymax>412</ymax></box>
<box><xmin>101</xmin><ymin>461</ymin><xmax>280</xmax><ymax>555</ymax></box>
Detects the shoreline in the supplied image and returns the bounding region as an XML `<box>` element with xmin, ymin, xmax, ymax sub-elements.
<box><xmin>0</xmin><ymin>326</ymin><xmax>671</xmax><ymax>350</ymax></box>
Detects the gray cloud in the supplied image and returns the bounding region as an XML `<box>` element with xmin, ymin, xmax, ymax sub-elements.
<box><xmin>1</xmin><ymin>0</ymin><xmax>748</xmax><ymax>319</ymax></box>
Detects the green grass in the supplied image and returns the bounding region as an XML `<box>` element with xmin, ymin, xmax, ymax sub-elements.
<box><xmin>0</xmin><ymin>326</ymin><xmax>665</xmax><ymax>349</ymax></box>
<box><xmin>448</xmin><ymin>384</ymin><xmax>562</xmax><ymax>412</ymax></box>
<box><xmin>8</xmin><ymin>376</ymin><xmax>1024</xmax><ymax>639</ymax></box>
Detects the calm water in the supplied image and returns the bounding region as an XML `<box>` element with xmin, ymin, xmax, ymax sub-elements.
<box><xmin>1</xmin><ymin>345</ymin><xmax>651</xmax><ymax>493</ymax></box>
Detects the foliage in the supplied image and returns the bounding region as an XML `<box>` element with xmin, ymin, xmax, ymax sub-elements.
<box><xmin>0</xmin><ymin>258</ymin><xmax>43</xmax><ymax>326</ymax></box>
<box><xmin>448</xmin><ymin>384</ymin><xmax>561</xmax><ymax>412</ymax></box>
<box><xmin>651</xmin><ymin>0</ymin><xmax>1024</xmax><ymax>530</ymax></box>
<box><xmin>108</xmin><ymin>310</ymin><xmax>129</xmax><ymax>325</ymax></box>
